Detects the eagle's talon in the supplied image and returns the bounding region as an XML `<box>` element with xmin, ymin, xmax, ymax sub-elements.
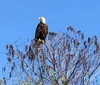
<box><xmin>38</xmin><ymin>38</ymin><xmax>42</xmax><ymax>42</ymax></box>
<box><xmin>42</xmin><ymin>40</ymin><xmax>44</xmax><ymax>43</ymax></box>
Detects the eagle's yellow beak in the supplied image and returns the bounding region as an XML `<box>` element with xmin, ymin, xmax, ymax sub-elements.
<box><xmin>38</xmin><ymin>17</ymin><xmax>46</xmax><ymax>23</ymax></box>
<box><xmin>38</xmin><ymin>17</ymin><xmax>42</xmax><ymax>21</ymax></box>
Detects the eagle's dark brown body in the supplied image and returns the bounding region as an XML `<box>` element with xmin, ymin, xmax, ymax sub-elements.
<box><xmin>35</xmin><ymin>22</ymin><xmax>48</xmax><ymax>43</ymax></box>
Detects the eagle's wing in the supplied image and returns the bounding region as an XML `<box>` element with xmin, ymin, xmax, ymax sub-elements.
<box><xmin>35</xmin><ymin>23</ymin><xmax>42</xmax><ymax>36</ymax></box>
<box><xmin>43</xmin><ymin>24</ymin><xmax>48</xmax><ymax>38</ymax></box>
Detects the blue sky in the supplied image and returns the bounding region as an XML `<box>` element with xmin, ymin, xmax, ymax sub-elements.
<box><xmin>0</xmin><ymin>0</ymin><xmax>100</xmax><ymax>83</ymax></box>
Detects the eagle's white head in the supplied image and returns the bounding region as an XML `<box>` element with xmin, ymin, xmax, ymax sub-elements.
<box><xmin>38</xmin><ymin>16</ymin><xmax>46</xmax><ymax>24</ymax></box>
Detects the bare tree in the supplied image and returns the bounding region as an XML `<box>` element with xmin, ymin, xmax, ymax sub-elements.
<box><xmin>3</xmin><ymin>26</ymin><xmax>100</xmax><ymax>85</ymax></box>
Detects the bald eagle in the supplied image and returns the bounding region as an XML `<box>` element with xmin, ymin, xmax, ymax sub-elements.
<box><xmin>35</xmin><ymin>17</ymin><xmax>48</xmax><ymax>44</ymax></box>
